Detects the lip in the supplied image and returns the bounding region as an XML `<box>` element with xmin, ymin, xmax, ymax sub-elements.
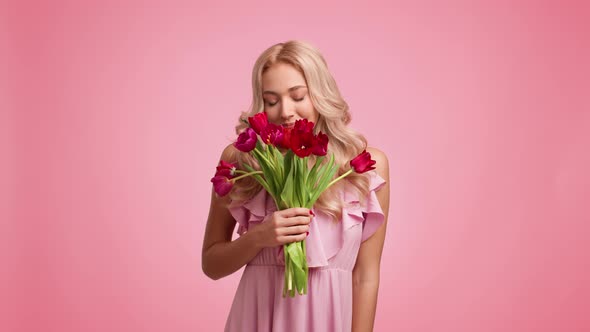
<box><xmin>282</xmin><ymin>123</ymin><xmax>295</xmax><ymax>128</ymax></box>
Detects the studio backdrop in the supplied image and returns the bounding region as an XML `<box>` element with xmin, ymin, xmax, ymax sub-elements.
<box><xmin>3</xmin><ymin>1</ymin><xmax>589</xmax><ymax>331</ymax></box>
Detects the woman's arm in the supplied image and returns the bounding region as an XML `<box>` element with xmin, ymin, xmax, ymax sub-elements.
<box><xmin>201</xmin><ymin>144</ymin><xmax>264</xmax><ymax>280</ymax></box>
<box><xmin>352</xmin><ymin>146</ymin><xmax>390</xmax><ymax>332</ymax></box>
<box><xmin>201</xmin><ymin>144</ymin><xmax>312</xmax><ymax>280</ymax></box>
<box><xmin>201</xmin><ymin>189</ymin><xmax>264</xmax><ymax>280</ymax></box>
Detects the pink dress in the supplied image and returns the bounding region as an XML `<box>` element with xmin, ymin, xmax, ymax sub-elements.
<box><xmin>225</xmin><ymin>170</ymin><xmax>386</xmax><ymax>332</ymax></box>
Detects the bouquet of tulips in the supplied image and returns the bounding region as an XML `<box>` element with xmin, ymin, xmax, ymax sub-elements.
<box><xmin>211</xmin><ymin>112</ymin><xmax>376</xmax><ymax>297</ymax></box>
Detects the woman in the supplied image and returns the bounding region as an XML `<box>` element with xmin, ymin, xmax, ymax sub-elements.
<box><xmin>202</xmin><ymin>40</ymin><xmax>390</xmax><ymax>332</ymax></box>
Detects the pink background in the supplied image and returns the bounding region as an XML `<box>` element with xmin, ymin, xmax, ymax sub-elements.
<box><xmin>3</xmin><ymin>1</ymin><xmax>589</xmax><ymax>331</ymax></box>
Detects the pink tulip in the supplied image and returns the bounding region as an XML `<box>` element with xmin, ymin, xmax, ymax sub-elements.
<box><xmin>210</xmin><ymin>175</ymin><xmax>233</xmax><ymax>196</ymax></box>
<box><xmin>234</xmin><ymin>128</ymin><xmax>257</xmax><ymax>152</ymax></box>
<box><xmin>216</xmin><ymin>160</ymin><xmax>237</xmax><ymax>178</ymax></box>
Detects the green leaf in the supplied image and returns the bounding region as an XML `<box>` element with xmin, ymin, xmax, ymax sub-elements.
<box><xmin>301</xmin><ymin>157</ymin><xmax>309</xmax><ymax>206</ymax></box>
<box><xmin>287</xmin><ymin>243</ymin><xmax>304</xmax><ymax>269</ymax></box>
<box><xmin>306</xmin><ymin>156</ymin><xmax>324</xmax><ymax>188</ymax></box>
<box><xmin>280</xmin><ymin>161</ymin><xmax>295</xmax><ymax>207</ymax></box>
<box><xmin>271</xmin><ymin>146</ymin><xmax>285</xmax><ymax>182</ymax></box>
<box><xmin>243</xmin><ymin>163</ymin><xmax>271</xmax><ymax>192</ymax></box>
<box><xmin>289</xmin><ymin>260</ymin><xmax>296</xmax><ymax>297</ymax></box>
<box><xmin>257</xmin><ymin>160</ymin><xmax>276</xmax><ymax>194</ymax></box>
<box><xmin>252</xmin><ymin>149</ymin><xmax>282</xmax><ymax>197</ymax></box>
<box><xmin>287</xmin><ymin>243</ymin><xmax>306</xmax><ymax>295</ymax></box>
<box><xmin>293</xmin><ymin>264</ymin><xmax>306</xmax><ymax>294</ymax></box>
<box><xmin>255</xmin><ymin>139</ymin><xmax>265</xmax><ymax>152</ymax></box>
<box><xmin>309</xmin><ymin>154</ymin><xmax>337</xmax><ymax>204</ymax></box>
<box><xmin>296</xmin><ymin>157</ymin><xmax>306</xmax><ymax>207</ymax></box>
<box><xmin>292</xmin><ymin>159</ymin><xmax>302</xmax><ymax>207</ymax></box>
<box><xmin>313</xmin><ymin>154</ymin><xmax>333</xmax><ymax>189</ymax></box>
<box><xmin>283</xmin><ymin>150</ymin><xmax>294</xmax><ymax>178</ymax></box>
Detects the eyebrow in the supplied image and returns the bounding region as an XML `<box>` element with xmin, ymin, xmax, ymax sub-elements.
<box><xmin>262</xmin><ymin>85</ymin><xmax>307</xmax><ymax>96</ymax></box>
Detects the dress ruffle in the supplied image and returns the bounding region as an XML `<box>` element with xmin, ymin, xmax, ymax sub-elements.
<box><xmin>227</xmin><ymin>170</ymin><xmax>386</xmax><ymax>268</ymax></box>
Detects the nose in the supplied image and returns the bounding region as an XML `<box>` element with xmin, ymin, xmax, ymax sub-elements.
<box><xmin>279</xmin><ymin>98</ymin><xmax>296</xmax><ymax>121</ymax></box>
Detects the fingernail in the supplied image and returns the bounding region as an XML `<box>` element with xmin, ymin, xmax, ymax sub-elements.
<box><xmin>309</xmin><ymin>210</ymin><xmax>315</xmax><ymax>216</ymax></box>
<box><xmin>306</xmin><ymin>231</ymin><xmax>310</xmax><ymax>236</ymax></box>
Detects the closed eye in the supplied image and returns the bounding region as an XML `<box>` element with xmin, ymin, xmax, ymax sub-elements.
<box><xmin>266</xmin><ymin>96</ymin><xmax>305</xmax><ymax>107</ymax></box>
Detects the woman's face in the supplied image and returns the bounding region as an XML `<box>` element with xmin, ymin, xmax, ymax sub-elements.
<box><xmin>261</xmin><ymin>62</ymin><xmax>319</xmax><ymax>128</ymax></box>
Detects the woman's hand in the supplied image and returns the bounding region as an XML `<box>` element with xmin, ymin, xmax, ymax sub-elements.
<box><xmin>250</xmin><ymin>207</ymin><xmax>312</xmax><ymax>249</ymax></box>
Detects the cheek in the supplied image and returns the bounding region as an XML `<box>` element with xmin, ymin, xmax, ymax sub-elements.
<box><xmin>264</xmin><ymin>110</ymin><xmax>281</xmax><ymax>124</ymax></box>
<box><xmin>302</xmin><ymin>101</ymin><xmax>318</xmax><ymax>120</ymax></box>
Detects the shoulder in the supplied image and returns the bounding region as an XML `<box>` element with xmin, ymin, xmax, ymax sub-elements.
<box><xmin>220</xmin><ymin>143</ymin><xmax>240</xmax><ymax>163</ymax></box>
<box><xmin>352</xmin><ymin>147</ymin><xmax>390</xmax><ymax>278</ymax></box>
<box><xmin>365</xmin><ymin>146</ymin><xmax>389</xmax><ymax>180</ymax></box>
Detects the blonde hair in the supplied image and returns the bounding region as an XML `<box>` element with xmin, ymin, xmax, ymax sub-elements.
<box><xmin>227</xmin><ymin>40</ymin><xmax>371</xmax><ymax>223</ymax></box>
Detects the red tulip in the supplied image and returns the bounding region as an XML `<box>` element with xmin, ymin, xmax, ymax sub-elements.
<box><xmin>234</xmin><ymin>128</ymin><xmax>257</xmax><ymax>152</ymax></box>
<box><xmin>279</xmin><ymin>127</ymin><xmax>293</xmax><ymax>150</ymax></box>
<box><xmin>260</xmin><ymin>123</ymin><xmax>284</xmax><ymax>146</ymax></box>
<box><xmin>350</xmin><ymin>150</ymin><xmax>376</xmax><ymax>173</ymax></box>
<box><xmin>211</xmin><ymin>175</ymin><xmax>233</xmax><ymax>196</ymax></box>
<box><xmin>290</xmin><ymin>129</ymin><xmax>314</xmax><ymax>158</ymax></box>
<box><xmin>290</xmin><ymin>119</ymin><xmax>316</xmax><ymax>157</ymax></box>
<box><xmin>311</xmin><ymin>132</ymin><xmax>328</xmax><ymax>156</ymax></box>
<box><xmin>215</xmin><ymin>160</ymin><xmax>237</xmax><ymax>178</ymax></box>
<box><xmin>293</xmin><ymin>118</ymin><xmax>314</xmax><ymax>133</ymax></box>
<box><xmin>248</xmin><ymin>112</ymin><xmax>268</xmax><ymax>135</ymax></box>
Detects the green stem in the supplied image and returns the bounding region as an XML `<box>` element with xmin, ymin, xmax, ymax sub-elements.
<box><xmin>252</xmin><ymin>146</ymin><xmax>272</xmax><ymax>165</ymax></box>
<box><xmin>325</xmin><ymin>169</ymin><xmax>353</xmax><ymax>190</ymax></box>
<box><xmin>231</xmin><ymin>171</ymin><xmax>264</xmax><ymax>182</ymax></box>
<box><xmin>269</xmin><ymin>145</ymin><xmax>283</xmax><ymax>181</ymax></box>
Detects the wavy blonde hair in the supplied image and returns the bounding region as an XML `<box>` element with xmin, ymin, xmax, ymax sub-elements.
<box><xmin>226</xmin><ymin>40</ymin><xmax>371</xmax><ymax>223</ymax></box>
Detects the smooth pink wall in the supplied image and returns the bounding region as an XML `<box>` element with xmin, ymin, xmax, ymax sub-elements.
<box><xmin>4</xmin><ymin>1</ymin><xmax>589</xmax><ymax>331</ymax></box>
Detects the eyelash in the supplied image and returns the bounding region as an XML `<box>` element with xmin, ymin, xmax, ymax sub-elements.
<box><xmin>266</xmin><ymin>97</ymin><xmax>305</xmax><ymax>107</ymax></box>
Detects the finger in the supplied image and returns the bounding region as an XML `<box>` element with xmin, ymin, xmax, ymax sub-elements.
<box><xmin>278</xmin><ymin>233</ymin><xmax>308</xmax><ymax>244</ymax></box>
<box><xmin>278</xmin><ymin>216</ymin><xmax>312</xmax><ymax>227</ymax></box>
<box><xmin>278</xmin><ymin>224</ymin><xmax>310</xmax><ymax>236</ymax></box>
<box><xmin>279</xmin><ymin>207</ymin><xmax>313</xmax><ymax>218</ymax></box>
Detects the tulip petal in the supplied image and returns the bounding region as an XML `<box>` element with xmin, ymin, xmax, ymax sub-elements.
<box><xmin>211</xmin><ymin>175</ymin><xmax>233</xmax><ymax>196</ymax></box>
<box><xmin>350</xmin><ymin>149</ymin><xmax>377</xmax><ymax>173</ymax></box>
<box><xmin>234</xmin><ymin>128</ymin><xmax>257</xmax><ymax>152</ymax></box>
<box><xmin>248</xmin><ymin>112</ymin><xmax>269</xmax><ymax>135</ymax></box>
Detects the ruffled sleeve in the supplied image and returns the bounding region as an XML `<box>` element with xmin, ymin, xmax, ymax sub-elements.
<box><xmin>360</xmin><ymin>170</ymin><xmax>387</xmax><ymax>242</ymax></box>
<box><xmin>342</xmin><ymin>170</ymin><xmax>387</xmax><ymax>242</ymax></box>
<box><xmin>310</xmin><ymin>170</ymin><xmax>387</xmax><ymax>267</ymax></box>
<box><xmin>227</xmin><ymin>189</ymin><xmax>277</xmax><ymax>236</ymax></box>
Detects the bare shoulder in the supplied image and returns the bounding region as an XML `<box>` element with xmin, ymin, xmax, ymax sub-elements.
<box><xmin>352</xmin><ymin>146</ymin><xmax>390</xmax><ymax>280</ymax></box>
<box><xmin>220</xmin><ymin>143</ymin><xmax>240</xmax><ymax>163</ymax></box>
<box><xmin>365</xmin><ymin>146</ymin><xmax>390</xmax><ymax>180</ymax></box>
<box><xmin>203</xmin><ymin>143</ymin><xmax>240</xmax><ymax>254</ymax></box>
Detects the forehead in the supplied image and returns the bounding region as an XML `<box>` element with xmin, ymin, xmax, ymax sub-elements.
<box><xmin>261</xmin><ymin>63</ymin><xmax>306</xmax><ymax>93</ymax></box>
